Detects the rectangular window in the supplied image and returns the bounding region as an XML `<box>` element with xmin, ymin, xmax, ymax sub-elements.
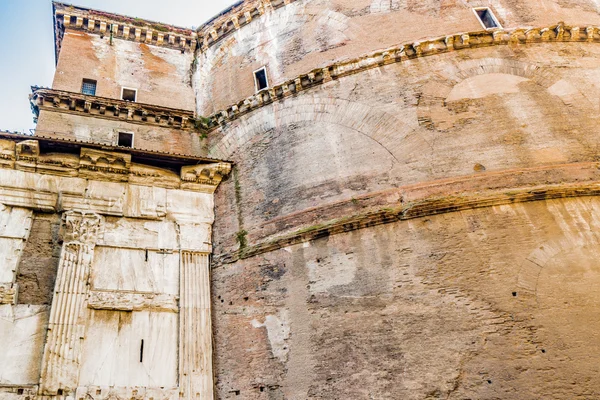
<box><xmin>121</xmin><ymin>87</ymin><xmax>137</xmax><ymax>102</ymax></box>
<box><xmin>118</xmin><ymin>132</ymin><xmax>134</xmax><ymax>148</ymax></box>
<box><xmin>81</xmin><ymin>79</ymin><xmax>97</xmax><ymax>96</ymax></box>
<box><xmin>474</xmin><ymin>8</ymin><xmax>501</xmax><ymax>29</ymax></box>
<box><xmin>254</xmin><ymin>67</ymin><xmax>269</xmax><ymax>92</ymax></box>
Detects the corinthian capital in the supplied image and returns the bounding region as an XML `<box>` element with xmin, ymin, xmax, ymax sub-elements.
<box><xmin>61</xmin><ymin>211</ymin><xmax>103</xmax><ymax>244</ymax></box>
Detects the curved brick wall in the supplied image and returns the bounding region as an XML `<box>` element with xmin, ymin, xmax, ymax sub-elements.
<box><xmin>193</xmin><ymin>0</ymin><xmax>600</xmax><ymax>115</ymax></box>
<box><xmin>205</xmin><ymin>1</ymin><xmax>600</xmax><ymax>397</ymax></box>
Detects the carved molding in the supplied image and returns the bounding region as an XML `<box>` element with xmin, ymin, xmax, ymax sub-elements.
<box><xmin>181</xmin><ymin>162</ymin><xmax>232</xmax><ymax>189</ymax></box>
<box><xmin>74</xmin><ymin>386</ymin><xmax>178</xmax><ymax>400</ymax></box>
<box><xmin>30</xmin><ymin>87</ymin><xmax>197</xmax><ymax>130</ymax></box>
<box><xmin>53</xmin><ymin>2</ymin><xmax>197</xmax><ymax>63</ymax></box>
<box><xmin>206</xmin><ymin>22</ymin><xmax>600</xmax><ymax>129</ymax></box>
<box><xmin>87</xmin><ymin>290</ymin><xmax>179</xmax><ymax>313</ymax></box>
<box><xmin>0</xmin><ymin>282</ymin><xmax>17</xmax><ymax>305</ymax></box>
<box><xmin>196</xmin><ymin>0</ymin><xmax>297</xmax><ymax>52</ymax></box>
<box><xmin>214</xmin><ymin>162</ymin><xmax>600</xmax><ymax>265</ymax></box>
<box><xmin>61</xmin><ymin>211</ymin><xmax>104</xmax><ymax>244</ymax></box>
<box><xmin>0</xmin><ymin>138</ymin><xmax>231</xmax><ymax>194</ymax></box>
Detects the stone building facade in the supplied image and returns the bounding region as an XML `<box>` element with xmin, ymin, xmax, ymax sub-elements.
<box><xmin>3</xmin><ymin>0</ymin><xmax>600</xmax><ymax>398</ymax></box>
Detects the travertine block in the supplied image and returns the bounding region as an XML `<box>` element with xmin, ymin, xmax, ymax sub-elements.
<box><xmin>0</xmin><ymin>305</ymin><xmax>49</xmax><ymax>385</ymax></box>
<box><xmin>79</xmin><ymin>310</ymin><xmax>178</xmax><ymax>387</ymax></box>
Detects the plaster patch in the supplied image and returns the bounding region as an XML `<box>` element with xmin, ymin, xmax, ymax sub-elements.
<box><xmin>251</xmin><ymin>309</ymin><xmax>290</xmax><ymax>362</ymax></box>
<box><xmin>446</xmin><ymin>73</ymin><xmax>529</xmax><ymax>101</ymax></box>
<box><xmin>307</xmin><ymin>252</ymin><xmax>357</xmax><ymax>293</ymax></box>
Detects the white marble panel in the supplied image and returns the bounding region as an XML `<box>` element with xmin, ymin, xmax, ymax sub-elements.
<box><xmin>91</xmin><ymin>247</ymin><xmax>179</xmax><ymax>295</ymax></box>
<box><xmin>166</xmin><ymin>190</ymin><xmax>214</xmax><ymax>223</ymax></box>
<box><xmin>0</xmin><ymin>239</ymin><xmax>26</xmax><ymax>283</ymax></box>
<box><xmin>79</xmin><ymin>310</ymin><xmax>178</xmax><ymax>388</ymax></box>
<box><xmin>100</xmin><ymin>219</ymin><xmax>178</xmax><ymax>250</ymax></box>
<box><xmin>0</xmin><ymin>305</ymin><xmax>49</xmax><ymax>385</ymax></box>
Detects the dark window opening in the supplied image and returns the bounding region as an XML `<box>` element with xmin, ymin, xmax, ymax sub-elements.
<box><xmin>118</xmin><ymin>132</ymin><xmax>134</xmax><ymax>148</ymax></box>
<box><xmin>254</xmin><ymin>68</ymin><xmax>268</xmax><ymax>91</ymax></box>
<box><xmin>122</xmin><ymin>88</ymin><xmax>137</xmax><ymax>102</ymax></box>
<box><xmin>57</xmin><ymin>389</ymin><xmax>63</xmax><ymax>396</ymax></box>
<box><xmin>81</xmin><ymin>79</ymin><xmax>97</xmax><ymax>96</ymax></box>
<box><xmin>475</xmin><ymin>8</ymin><xmax>499</xmax><ymax>29</ymax></box>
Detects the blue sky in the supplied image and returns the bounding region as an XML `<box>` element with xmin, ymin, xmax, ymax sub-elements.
<box><xmin>0</xmin><ymin>0</ymin><xmax>238</xmax><ymax>132</ymax></box>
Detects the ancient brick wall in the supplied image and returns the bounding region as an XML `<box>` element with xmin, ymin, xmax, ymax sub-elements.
<box><xmin>207</xmin><ymin>4</ymin><xmax>600</xmax><ymax>397</ymax></box>
<box><xmin>194</xmin><ymin>0</ymin><xmax>600</xmax><ymax>115</ymax></box>
<box><xmin>54</xmin><ymin>31</ymin><xmax>195</xmax><ymax>111</ymax></box>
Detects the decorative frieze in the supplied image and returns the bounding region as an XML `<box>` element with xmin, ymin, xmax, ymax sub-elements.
<box><xmin>0</xmin><ymin>282</ymin><xmax>18</xmax><ymax>305</ymax></box>
<box><xmin>53</xmin><ymin>2</ymin><xmax>197</xmax><ymax>61</ymax></box>
<box><xmin>87</xmin><ymin>290</ymin><xmax>179</xmax><ymax>313</ymax></box>
<box><xmin>30</xmin><ymin>87</ymin><xmax>198</xmax><ymax>131</ymax></box>
<box><xmin>181</xmin><ymin>162</ymin><xmax>232</xmax><ymax>190</ymax></box>
<box><xmin>0</xmin><ymin>136</ymin><xmax>231</xmax><ymax>194</ymax></box>
<box><xmin>206</xmin><ymin>22</ymin><xmax>600</xmax><ymax>128</ymax></box>
<box><xmin>196</xmin><ymin>0</ymin><xmax>299</xmax><ymax>52</ymax></box>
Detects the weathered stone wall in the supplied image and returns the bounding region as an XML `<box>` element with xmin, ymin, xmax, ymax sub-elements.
<box><xmin>16</xmin><ymin>213</ymin><xmax>61</xmax><ymax>305</ymax></box>
<box><xmin>0</xmin><ymin>137</ymin><xmax>229</xmax><ymax>399</ymax></box>
<box><xmin>54</xmin><ymin>31</ymin><xmax>195</xmax><ymax>111</ymax></box>
<box><xmin>208</xmin><ymin>26</ymin><xmax>600</xmax><ymax>400</ymax></box>
<box><xmin>212</xmin><ymin>197</ymin><xmax>600</xmax><ymax>399</ymax></box>
<box><xmin>194</xmin><ymin>0</ymin><xmax>600</xmax><ymax>115</ymax></box>
<box><xmin>36</xmin><ymin>110</ymin><xmax>207</xmax><ymax>155</ymax></box>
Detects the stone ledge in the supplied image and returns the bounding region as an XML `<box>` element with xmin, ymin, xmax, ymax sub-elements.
<box><xmin>87</xmin><ymin>290</ymin><xmax>179</xmax><ymax>313</ymax></box>
<box><xmin>0</xmin><ymin>136</ymin><xmax>231</xmax><ymax>193</ymax></box>
<box><xmin>214</xmin><ymin>162</ymin><xmax>600</xmax><ymax>265</ymax></box>
<box><xmin>205</xmin><ymin>22</ymin><xmax>600</xmax><ymax>129</ymax></box>
<box><xmin>30</xmin><ymin>87</ymin><xmax>201</xmax><ymax>131</ymax></box>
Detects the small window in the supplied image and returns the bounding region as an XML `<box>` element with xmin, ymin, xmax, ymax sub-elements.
<box><xmin>81</xmin><ymin>79</ymin><xmax>97</xmax><ymax>95</ymax></box>
<box><xmin>474</xmin><ymin>8</ymin><xmax>501</xmax><ymax>29</ymax></box>
<box><xmin>254</xmin><ymin>67</ymin><xmax>269</xmax><ymax>92</ymax></box>
<box><xmin>118</xmin><ymin>132</ymin><xmax>134</xmax><ymax>148</ymax></box>
<box><xmin>121</xmin><ymin>87</ymin><xmax>137</xmax><ymax>102</ymax></box>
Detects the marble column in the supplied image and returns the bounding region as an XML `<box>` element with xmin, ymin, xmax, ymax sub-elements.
<box><xmin>39</xmin><ymin>211</ymin><xmax>103</xmax><ymax>396</ymax></box>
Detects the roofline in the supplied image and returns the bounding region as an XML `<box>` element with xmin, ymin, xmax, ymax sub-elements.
<box><xmin>52</xmin><ymin>1</ymin><xmax>197</xmax><ymax>63</ymax></box>
<box><xmin>0</xmin><ymin>130</ymin><xmax>231</xmax><ymax>165</ymax></box>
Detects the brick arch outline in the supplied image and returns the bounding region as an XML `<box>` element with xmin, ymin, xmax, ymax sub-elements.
<box><xmin>207</xmin><ymin>94</ymin><xmax>418</xmax><ymax>160</ymax></box>
<box><xmin>416</xmin><ymin>57</ymin><xmax>568</xmax><ymax>130</ymax></box>
<box><xmin>516</xmin><ymin>232</ymin><xmax>600</xmax><ymax>296</ymax></box>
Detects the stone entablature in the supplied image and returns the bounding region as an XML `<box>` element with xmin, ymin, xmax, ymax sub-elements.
<box><xmin>0</xmin><ymin>135</ymin><xmax>230</xmax><ymax>399</ymax></box>
<box><xmin>0</xmin><ymin>136</ymin><xmax>230</xmax><ymax>194</ymax></box>
<box><xmin>196</xmin><ymin>0</ymin><xmax>296</xmax><ymax>52</ymax></box>
<box><xmin>53</xmin><ymin>2</ymin><xmax>197</xmax><ymax>62</ymax></box>
<box><xmin>30</xmin><ymin>87</ymin><xmax>203</xmax><ymax>131</ymax></box>
<box><xmin>204</xmin><ymin>22</ymin><xmax>600</xmax><ymax>128</ymax></box>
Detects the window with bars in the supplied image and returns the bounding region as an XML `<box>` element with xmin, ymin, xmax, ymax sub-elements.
<box><xmin>81</xmin><ymin>79</ymin><xmax>97</xmax><ymax>95</ymax></box>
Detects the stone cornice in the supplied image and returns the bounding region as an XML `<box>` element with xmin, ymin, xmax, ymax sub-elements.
<box><xmin>196</xmin><ymin>0</ymin><xmax>297</xmax><ymax>52</ymax></box>
<box><xmin>206</xmin><ymin>22</ymin><xmax>600</xmax><ymax>130</ymax></box>
<box><xmin>30</xmin><ymin>87</ymin><xmax>205</xmax><ymax>131</ymax></box>
<box><xmin>0</xmin><ymin>135</ymin><xmax>231</xmax><ymax>193</ymax></box>
<box><xmin>214</xmin><ymin>162</ymin><xmax>600</xmax><ymax>265</ymax></box>
<box><xmin>53</xmin><ymin>2</ymin><xmax>197</xmax><ymax>63</ymax></box>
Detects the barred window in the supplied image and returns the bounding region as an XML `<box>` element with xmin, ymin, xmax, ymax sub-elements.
<box><xmin>81</xmin><ymin>79</ymin><xmax>97</xmax><ymax>95</ymax></box>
